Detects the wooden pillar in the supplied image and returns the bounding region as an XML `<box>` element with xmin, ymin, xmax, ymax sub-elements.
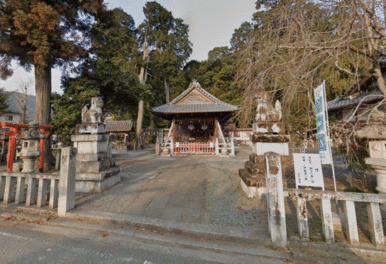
<box><xmin>39</xmin><ymin>137</ymin><xmax>44</xmax><ymax>172</ymax></box>
<box><xmin>6</xmin><ymin>129</ymin><xmax>17</xmax><ymax>172</ymax></box>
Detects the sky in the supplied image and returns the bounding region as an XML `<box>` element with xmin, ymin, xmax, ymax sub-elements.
<box><xmin>0</xmin><ymin>0</ymin><xmax>256</xmax><ymax>95</ymax></box>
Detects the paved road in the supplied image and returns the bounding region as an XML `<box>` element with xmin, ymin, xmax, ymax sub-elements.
<box><xmin>0</xmin><ymin>223</ymin><xmax>286</xmax><ymax>264</ymax></box>
<box><xmin>0</xmin><ymin>225</ymin><xmax>219</xmax><ymax>264</ymax></box>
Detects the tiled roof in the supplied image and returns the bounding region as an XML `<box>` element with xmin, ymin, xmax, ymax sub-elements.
<box><xmin>105</xmin><ymin>120</ymin><xmax>133</xmax><ymax>133</ymax></box>
<box><xmin>4</xmin><ymin>91</ymin><xmax>35</xmax><ymax>120</ymax></box>
<box><xmin>151</xmin><ymin>80</ymin><xmax>239</xmax><ymax>114</ymax></box>
<box><xmin>328</xmin><ymin>90</ymin><xmax>384</xmax><ymax>111</ymax></box>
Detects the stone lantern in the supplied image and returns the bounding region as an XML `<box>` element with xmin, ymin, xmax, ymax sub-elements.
<box><xmin>19</xmin><ymin>121</ymin><xmax>47</xmax><ymax>173</ymax></box>
<box><xmin>356</xmin><ymin>109</ymin><xmax>386</xmax><ymax>194</ymax></box>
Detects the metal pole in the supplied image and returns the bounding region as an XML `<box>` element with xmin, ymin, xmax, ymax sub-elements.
<box><xmin>323</xmin><ymin>80</ymin><xmax>337</xmax><ymax>192</ymax></box>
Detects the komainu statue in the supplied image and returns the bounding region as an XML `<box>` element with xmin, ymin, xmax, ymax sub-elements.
<box><xmin>81</xmin><ymin>97</ymin><xmax>103</xmax><ymax>124</ymax></box>
<box><xmin>255</xmin><ymin>92</ymin><xmax>282</xmax><ymax>122</ymax></box>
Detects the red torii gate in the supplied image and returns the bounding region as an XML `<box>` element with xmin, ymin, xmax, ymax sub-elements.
<box><xmin>0</xmin><ymin>122</ymin><xmax>52</xmax><ymax>172</ymax></box>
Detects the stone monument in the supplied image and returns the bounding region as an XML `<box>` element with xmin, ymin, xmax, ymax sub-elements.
<box><xmin>71</xmin><ymin>97</ymin><xmax>121</xmax><ymax>192</ymax></box>
<box><xmin>239</xmin><ymin>92</ymin><xmax>290</xmax><ymax>197</ymax></box>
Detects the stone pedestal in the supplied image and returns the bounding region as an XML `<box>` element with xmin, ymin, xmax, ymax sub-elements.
<box><xmin>366</xmin><ymin>157</ymin><xmax>386</xmax><ymax>194</ymax></box>
<box><xmin>71</xmin><ymin>134</ymin><xmax>121</xmax><ymax>192</ymax></box>
<box><xmin>76</xmin><ymin>123</ymin><xmax>106</xmax><ymax>135</ymax></box>
<box><xmin>252</xmin><ymin>141</ymin><xmax>289</xmax><ymax>155</ymax></box>
<box><xmin>239</xmin><ymin>128</ymin><xmax>290</xmax><ymax>198</ymax></box>
<box><xmin>238</xmin><ymin>95</ymin><xmax>290</xmax><ymax>198</ymax></box>
<box><xmin>356</xmin><ymin>124</ymin><xmax>386</xmax><ymax>211</ymax></box>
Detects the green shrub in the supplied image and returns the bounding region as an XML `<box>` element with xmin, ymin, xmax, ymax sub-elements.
<box><xmin>145</xmin><ymin>134</ymin><xmax>157</xmax><ymax>144</ymax></box>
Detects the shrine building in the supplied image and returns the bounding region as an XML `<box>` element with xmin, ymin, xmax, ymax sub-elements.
<box><xmin>151</xmin><ymin>80</ymin><xmax>239</xmax><ymax>155</ymax></box>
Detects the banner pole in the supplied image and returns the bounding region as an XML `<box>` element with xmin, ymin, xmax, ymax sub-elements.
<box><xmin>322</xmin><ymin>80</ymin><xmax>337</xmax><ymax>191</ymax></box>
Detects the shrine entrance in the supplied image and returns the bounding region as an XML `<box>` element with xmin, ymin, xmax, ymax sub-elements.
<box><xmin>172</xmin><ymin>119</ymin><xmax>216</xmax><ymax>155</ymax></box>
<box><xmin>151</xmin><ymin>80</ymin><xmax>238</xmax><ymax>156</ymax></box>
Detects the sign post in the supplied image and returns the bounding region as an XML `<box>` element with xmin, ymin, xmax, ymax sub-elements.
<box><xmin>314</xmin><ymin>81</ymin><xmax>337</xmax><ymax>191</ymax></box>
<box><xmin>293</xmin><ymin>153</ymin><xmax>324</xmax><ymax>189</ymax></box>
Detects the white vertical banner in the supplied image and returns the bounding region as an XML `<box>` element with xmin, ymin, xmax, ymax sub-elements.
<box><xmin>314</xmin><ymin>81</ymin><xmax>337</xmax><ymax>191</ymax></box>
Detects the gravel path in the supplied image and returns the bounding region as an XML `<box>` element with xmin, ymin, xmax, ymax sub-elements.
<box><xmin>74</xmin><ymin>147</ymin><xmax>269</xmax><ymax>232</ymax></box>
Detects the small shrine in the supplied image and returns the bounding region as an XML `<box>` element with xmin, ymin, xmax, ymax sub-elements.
<box><xmin>71</xmin><ymin>97</ymin><xmax>120</xmax><ymax>192</ymax></box>
<box><xmin>151</xmin><ymin>80</ymin><xmax>238</xmax><ymax>155</ymax></box>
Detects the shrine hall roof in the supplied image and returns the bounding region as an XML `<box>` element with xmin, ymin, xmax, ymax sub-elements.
<box><xmin>105</xmin><ymin>120</ymin><xmax>133</xmax><ymax>133</ymax></box>
<box><xmin>151</xmin><ymin>80</ymin><xmax>239</xmax><ymax>115</ymax></box>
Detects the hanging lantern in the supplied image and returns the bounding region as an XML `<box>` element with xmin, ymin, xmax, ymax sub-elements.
<box><xmin>201</xmin><ymin>120</ymin><xmax>208</xmax><ymax>130</ymax></box>
<box><xmin>188</xmin><ymin>122</ymin><xmax>194</xmax><ymax>131</ymax></box>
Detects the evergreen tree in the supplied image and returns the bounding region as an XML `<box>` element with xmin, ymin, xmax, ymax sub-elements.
<box><xmin>0</xmin><ymin>0</ymin><xmax>105</xmax><ymax>168</ymax></box>
<box><xmin>51</xmin><ymin>8</ymin><xmax>142</xmax><ymax>144</ymax></box>
<box><xmin>0</xmin><ymin>88</ymin><xmax>8</xmax><ymax>116</ymax></box>
<box><xmin>135</xmin><ymin>1</ymin><xmax>192</xmax><ymax>136</ymax></box>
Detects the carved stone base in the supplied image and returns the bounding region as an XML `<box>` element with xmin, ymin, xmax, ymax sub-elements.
<box><xmin>366</xmin><ymin>158</ymin><xmax>386</xmax><ymax>194</ymax></box>
<box><xmin>75</xmin><ymin>167</ymin><xmax>121</xmax><ymax>192</ymax></box>
<box><xmin>76</xmin><ymin>123</ymin><xmax>106</xmax><ymax>134</ymax></box>
<box><xmin>251</xmin><ymin>142</ymin><xmax>289</xmax><ymax>156</ymax></box>
<box><xmin>240</xmin><ymin>179</ymin><xmax>266</xmax><ymax>198</ymax></box>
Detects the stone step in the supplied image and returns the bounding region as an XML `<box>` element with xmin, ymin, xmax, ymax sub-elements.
<box><xmin>249</xmin><ymin>153</ymin><xmax>265</xmax><ymax>164</ymax></box>
<box><xmin>239</xmin><ymin>169</ymin><xmax>265</xmax><ymax>187</ymax></box>
<box><xmin>245</xmin><ymin>161</ymin><xmax>265</xmax><ymax>176</ymax></box>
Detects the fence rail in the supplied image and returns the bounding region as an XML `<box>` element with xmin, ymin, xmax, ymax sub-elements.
<box><xmin>173</xmin><ymin>142</ymin><xmax>216</xmax><ymax>155</ymax></box>
<box><xmin>284</xmin><ymin>188</ymin><xmax>386</xmax><ymax>248</ymax></box>
<box><xmin>262</xmin><ymin>152</ymin><xmax>386</xmax><ymax>249</ymax></box>
<box><xmin>0</xmin><ymin>147</ymin><xmax>76</xmax><ymax>217</ymax></box>
<box><xmin>0</xmin><ymin>172</ymin><xmax>60</xmax><ymax>208</ymax></box>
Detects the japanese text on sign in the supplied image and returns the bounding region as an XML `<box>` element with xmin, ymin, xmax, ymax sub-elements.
<box><xmin>293</xmin><ymin>153</ymin><xmax>324</xmax><ymax>189</ymax></box>
<box><xmin>314</xmin><ymin>82</ymin><xmax>332</xmax><ymax>164</ymax></box>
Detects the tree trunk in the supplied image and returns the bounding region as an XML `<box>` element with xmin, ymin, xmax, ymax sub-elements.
<box><xmin>35</xmin><ymin>64</ymin><xmax>53</xmax><ymax>170</ymax></box>
<box><xmin>164</xmin><ymin>78</ymin><xmax>170</xmax><ymax>103</ymax></box>
<box><xmin>136</xmin><ymin>99</ymin><xmax>144</xmax><ymax>143</ymax></box>
<box><xmin>21</xmin><ymin>88</ymin><xmax>27</xmax><ymax>124</ymax></box>
<box><xmin>136</xmin><ymin>31</ymin><xmax>149</xmax><ymax>147</ymax></box>
<box><xmin>373</xmin><ymin>62</ymin><xmax>386</xmax><ymax>96</ymax></box>
<box><xmin>147</xmin><ymin>101</ymin><xmax>154</xmax><ymax>128</ymax></box>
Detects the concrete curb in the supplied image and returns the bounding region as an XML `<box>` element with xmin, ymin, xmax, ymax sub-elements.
<box><xmin>64</xmin><ymin>210</ymin><xmax>386</xmax><ymax>262</ymax></box>
<box><xmin>47</xmin><ymin>218</ymin><xmax>292</xmax><ymax>261</ymax></box>
<box><xmin>65</xmin><ymin>210</ymin><xmax>272</xmax><ymax>245</ymax></box>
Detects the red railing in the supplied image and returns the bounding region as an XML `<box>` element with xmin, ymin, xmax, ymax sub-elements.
<box><xmin>173</xmin><ymin>141</ymin><xmax>215</xmax><ymax>155</ymax></box>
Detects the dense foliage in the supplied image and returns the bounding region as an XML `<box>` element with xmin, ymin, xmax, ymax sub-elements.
<box><xmin>3</xmin><ymin>0</ymin><xmax>385</xmax><ymax>148</ymax></box>
<box><xmin>0</xmin><ymin>89</ymin><xmax>8</xmax><ymax>116</ymax></box>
